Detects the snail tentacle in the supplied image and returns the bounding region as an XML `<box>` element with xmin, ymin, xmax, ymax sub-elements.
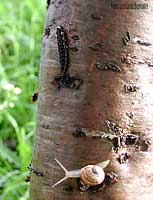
<box><xmin>52</xmin><ymin>176</ymin><xmax>68</xmax><ymax>188</ymax></box>
<box><xmin>52</xmin><ymin>158</ymin><xmax>69</xmax><ymax>188</ymax></box>
<box><xmin>54</xmin><ymin>158</ymin><xmax>68</xmax><ymax>174</ymax></box>
<box><xmin>52</xmin><ymin>158</ymin><xmax>81</xmax><ymax>188</ymax></box>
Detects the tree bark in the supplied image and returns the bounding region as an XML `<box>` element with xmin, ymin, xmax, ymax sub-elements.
<box><xmin>30</xmin><ymin>0</ymin><xmax>153</xmax><ymax>199</ymax></box>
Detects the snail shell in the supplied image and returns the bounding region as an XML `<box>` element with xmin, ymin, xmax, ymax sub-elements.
<box><xmin>80</xmin><ymin>165</ymin><xmax>105</xmax><ymax>186</ymax></box>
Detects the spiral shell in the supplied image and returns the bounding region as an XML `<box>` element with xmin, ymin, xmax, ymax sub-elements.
<box><xmin>80</xmin><ymin>165</ymin><xmax>105</xmax><ymax>186</ymax></box>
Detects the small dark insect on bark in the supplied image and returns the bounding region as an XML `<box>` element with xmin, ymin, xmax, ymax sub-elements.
<box><xmin>124</xmin><ymin>84</ymin><xmax>140</xmax><ymax>92</ymax></box>
<box><xmin>31</xmin><ymin>92</ymin><xmax>38</xmax><ymax>103</ymax></box>
<box><xmin>96</xmin><ymin>62</ymin><xmax>121</xmax><ymax>72</ymax></box>
<box><xmin>122</xmin><ymin>31</ymin><xmax>131</xmax><ymax>45</ymax></box>
<box><xmin>28</xmin><ymin>164</ymin><xmax>44</xmax><ymax>177</ymax></box>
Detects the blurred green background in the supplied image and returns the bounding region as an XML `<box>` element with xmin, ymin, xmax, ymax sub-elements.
<box><xmin>0</xmin><ymin>0</ymin><xmax>46</xmax><ymax>199</ymax></box>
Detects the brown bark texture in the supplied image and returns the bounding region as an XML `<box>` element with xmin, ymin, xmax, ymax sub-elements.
<box><xmin>31</xmin><ymin>0</ymin><xmax>153</xmax><ymax>199</ymax></box>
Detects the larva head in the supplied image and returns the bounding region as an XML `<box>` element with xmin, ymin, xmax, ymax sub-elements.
<box><xmin>80</xmin><ymin>165</ymin><xmax>105</xmax><ymax>186</ymax></box>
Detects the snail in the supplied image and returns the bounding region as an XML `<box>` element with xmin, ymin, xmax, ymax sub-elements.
<box><xmin>52</xmin><ymin>158</ymin><xmax>110</xmax><ymax>188</ymax></box>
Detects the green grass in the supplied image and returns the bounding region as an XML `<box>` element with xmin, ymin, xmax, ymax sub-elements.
<box><xmin>0</xmin><ymin>0</ymin><xmax>46</xmax><ymax>199</ymax></box>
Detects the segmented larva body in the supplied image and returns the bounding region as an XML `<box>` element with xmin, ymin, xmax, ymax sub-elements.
<box><xmin>56</xmin><ymin>26</ymin><xmax>69</xmax><ymax>75</ymax></box>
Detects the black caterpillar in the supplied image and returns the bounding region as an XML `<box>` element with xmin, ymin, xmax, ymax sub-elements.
<box><xmin>56</xmin><ymin>26</ymin><xmax>69</xmax><ymax>76</ymax></box>
<box><xmin>52</xmin><ymin>26</ymin><xmax>83</xmax><ymax>90</ymax></box>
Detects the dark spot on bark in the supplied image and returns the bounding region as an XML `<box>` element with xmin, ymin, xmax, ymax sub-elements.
<box><xmin>73</xmin><ymin>128</ymin><xmax>86</xmax><ymax>137</ymax></box>
<box><xmin>122</xmin><ymin>31</ymin><xmax>131</xmax><ymax>45</ymax></box>
<box><xmin>51</xmin><ymin>0</ymin><xmax>55</xmax><ymax>4</ymax></box>
<box><xmin>126</xmin><ymin>31</ymin><xmax>130</xmax><ymax>40</ymax></box>
<box><xmin>112</xmin><ymin>137</ymin><xmax>121</xmax><ymax>150</ymax></box>
<box><xmin>117</xmin><ymin>152</ymin><xmax>131</xmax><ymax>164</ymax></box>
<box><xmin>136</xmin><ymin>39</ymin><xmax>152</xmax><ymax>46</ymax></box>
<box><xmin>146</xmin><ymin>60</ymin><xmax>153</xmax><ymax>67</ymax></box>
<box><xmin>135</xmin><ymin>139</ymin><xmax>151</xmax><ymax>151</ymax></box>
<box><xmin>74</xmin><ymin>2</ymin><xmax>81</xmax><ymax>7</ymax></box>
<box><xmin>52</xmin><ymin>75</ymin><xmax>83</xmax><ymax>90</ymax></box>
<box><xmin>52</xmin><ymin>19</ymin><xmax>56</xmax><ymax>24</ymax></box>
<box><xmin>124</xmin><ymin>84</ymin><xmax>140</xmax><ymax>92</ymax></box>
<box><xmin>41</xmin><ymin>124</ymin><xmax>50</xmax><ymax>129</ymax></box>
<box><xmin>71</xmin><ymin>35</ymin><xmax>80</xmax><ymax>40</ymax></box>
<box><xmin>70</xmin><ymin>28</ymin><xmax>78</xmax><ymax>32</ymax></box>
<box><xmin>125</xmin><ymin>134</ymin><xmax>138</xmax><ymax>145</ymax></box>
<box><xmin>91</xmin><ymin>14</ymin><xmax>102</xmax><ymax>20</ymax></box>
<box><xmin>126</xmin><ymin>111</ymin><xmax>134</xmax><ymax>119</ymax></box>
<box><xmin>96</xmin><ymin>62</ymin><xmax>121</xmax><ymax>72</ymax></box>
<box><xmin>104</xmin><ymin>172</ymin><xmax>118</xmax><ymax>185</ymax></box>
<box><xmin>69</xmin><ymin>45</ymin><xmax>79</xmax><ymax>51</ymax></box>
<box><xmin>44</xmin><ymin>27</ymin><xmax>50</xmax><ymax>37</ymax></box>
<box><xmin>106</xmin><ymin>120</ymin><xmax>123</xmax><ymax>135</ymax></box>
<box><xmin>88</xmin><ymin>43</ymin><xmax>102</xmax><ymax>51</ymax></box>
<box><xmin>121</xmin><ymin>54</ymin><xmax>147</xmax><ymax>65</ymax></box>
<box><xmin>63</xmin><ymin>185</ymin><xmax>73</xmax><ymax>192</ymax></box>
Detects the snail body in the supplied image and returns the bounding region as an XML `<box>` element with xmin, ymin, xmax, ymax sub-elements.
<box><xmin>52</xmin><ymin>158</ymin><xmax>110</xmax><ymax>188</ymax></box>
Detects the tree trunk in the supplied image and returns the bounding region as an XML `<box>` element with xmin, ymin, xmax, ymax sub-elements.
<box><xmin>30</xmin><ymin>0</ymin><xmax>153</xmax><ymax>199</ymax></box>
